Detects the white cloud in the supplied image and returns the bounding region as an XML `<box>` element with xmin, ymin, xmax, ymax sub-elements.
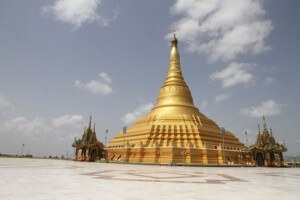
<box><xmin>74</xmin><ymin>72</ymin><xmax>113</xmax><ymax>95</ymax></box>
<box><xmin>210</xmin><ymin>62</ymin><xmax>254</xmax><ymax>88</ymax></box>
<box><xmin>240</xmin><ymin>100</ymin><xmax>282</xmax><ymax>117</ymax></box>
<box><xmin>263</xmin><ymin>77</ymin><xmax>275</xmax><ymax>85</ymax></box>
<box><xmin>86</xmin><ymin>80</ymin><xmax>112</xmax><ymax>95</ymax></box>
<box><xmin>98</xmin><ymin>72</ymin><xmax>112</xmax><ymax>83</ymax></box>
<box><xmin>168</xmin><ymin>0</ymin><xmax>272</xmax><ymax>62</ymax></box>
<box><xmin>214</xmin><ymin>93</ymin><xmax>231</xmax><ymax>104</ymax></box>
<box><xmin>0</xmin><ymin>94</ymin><xmax>15</xmax><ymax>112</ymax></box>
<box><xmin>52</xmin><ymin>115</ymin><xmax>84</xmax><ymax>128</ymax></box>
<box><xmin>122</xmin><ymin>103</ymin><xmax>154</xmax><ymax>124</ymax></box>
<box><xmin>3</xmin><ymin>114</ymin><xmax>85</xmax><ymax>140</ymax></box>
<box><xmin>4</xmin><ymin>117</ymin><xmax>51</xmax><ymax>137</ymax></box>
<box><xmin>43</xmin><ymin>0</ymin><xmax>118</xmax><ymax>28</ymax></box>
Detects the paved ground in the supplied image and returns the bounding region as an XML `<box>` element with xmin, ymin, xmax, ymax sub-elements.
<box><xmin>0</xmin><ymin>158</ymin><xmax>299</xmax><ymax>200</ymax></box>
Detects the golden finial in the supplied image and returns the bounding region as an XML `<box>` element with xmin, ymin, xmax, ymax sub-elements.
<box><xmin>89</xmin><ymin>115</ymin><xmax>92</xmax><ymax>128</ymax></box>
<box><xmin>262</xmin><ymin>116</ymin><xmax>267</xmax><ymax>130</ymax></box>
<box><xmin>171</xmin><ymin>32</ymin><xmax>178</xmax><ymax>47</ymax></box>
<box><xmin>169</xmin><ymin>32</ymin><xmax>179</xmax><ymax>63</ymax></box>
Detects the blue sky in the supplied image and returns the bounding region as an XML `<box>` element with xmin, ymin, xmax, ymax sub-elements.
<box><xmin>0</xmin><ymin>0</ymin><xmax>299</xmax><ymax>157</ymax></box>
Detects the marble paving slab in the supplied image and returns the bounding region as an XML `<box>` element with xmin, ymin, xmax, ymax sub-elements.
<box><xmin>0</xmin><ymin>158</ymin><xmax>299</xmax><ymax>200</ymax></box>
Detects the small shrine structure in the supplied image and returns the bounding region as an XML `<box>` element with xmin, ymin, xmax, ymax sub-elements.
<box><xmin>250</xmin><ymin>116</ymin><xmax>287</xmax><ymax>166</ymax></box>
<box><xmin>72</xmin><ymin>116</ymin><xmax>104</xmax><ymax>162</ymax></box>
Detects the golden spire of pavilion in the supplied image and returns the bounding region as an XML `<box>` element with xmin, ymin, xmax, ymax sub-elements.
<box><xmin>263</xmin><ymin>115</ymin><xmax>267</xmax><ymax>130</ymax></box>
<box><xmin>270</xmin><ymin>127</ymin><xmax>273</xmax><ymax>136</ymax></box>
<box><xmin>89</xmin><ymin>115</ymin><xmax>92</xmax><ymax>129</ymax></box>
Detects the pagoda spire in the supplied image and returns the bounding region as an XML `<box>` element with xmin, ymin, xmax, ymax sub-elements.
<box><xmin>165</xmin><ymin>34</ymin><xmax>185</xmax><ymax>88</ymax></box>
<box><xmin>258</xmin><ymin>124</ymin><xmax>261</xmax><ymax>134</ymax></box>
<box><xmin>150</xmin><ymin>34</ymin><xmax>199</xmax><ymax>115</ymax></box>
<box><xmin>93</xmin><ymin>123</ymin><xmax>96</xmax><ymax>133</ymax></box>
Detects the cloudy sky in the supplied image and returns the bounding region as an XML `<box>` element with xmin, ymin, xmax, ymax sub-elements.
<box><xmin>0</xmin><ymin>0</ymin><xmax>299</xmax><ymax>157</ymax></box>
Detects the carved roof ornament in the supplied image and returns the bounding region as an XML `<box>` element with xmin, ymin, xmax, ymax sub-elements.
<box><xmin>89</xmin><ymin>115</ymin><xmax>92</xmax><ymax>129</ymax></box>
<box><xmin>251</xmin><ymin>116</ymin><xmax>287</xmax><ymax>153</ymax></box>
<box><xmin>269</xmin><ymin>128</ymin><xmax>276</xmax><ymax>146</ymax></box>
<box><xmin>270</xmin><ymin>128</ymin><xmax>273</xmax><ymax>136</ymax></box>
<box><xmin>263</xmin><ymin>115</ymin><xmax>267</xmax><ymax>131</ymax></box>
<box><xmin>72</xmin><ymin>117</ymin><xmax>104</xmax><ymax>149</ymax></box>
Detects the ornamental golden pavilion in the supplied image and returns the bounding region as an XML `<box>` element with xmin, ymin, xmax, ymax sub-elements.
<box><xmin>105</xmin><ymin>35</ymin><xmax>251</xmax><ymax>165</ymax></box>
<box><xmin>250</xmin><ymin>116</ymin><xmax>287</xmax><ymax>167</ymax></box>
<box><xmin>72</xmin><ymin>116</ymin><xmax>104</xmax><ymax>162</ymax></box>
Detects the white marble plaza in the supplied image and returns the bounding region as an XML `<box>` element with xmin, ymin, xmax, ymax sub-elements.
<box><xmin>0</xmin><ymin>158</ymin><xmax>299</xmax><ymax>200</ymax></box>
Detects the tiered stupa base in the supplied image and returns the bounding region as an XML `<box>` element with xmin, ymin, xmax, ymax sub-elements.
<box><xmin>106</xmin><ymin>114</ymin><xmax>251</xmax><ymax>165</ymax></box>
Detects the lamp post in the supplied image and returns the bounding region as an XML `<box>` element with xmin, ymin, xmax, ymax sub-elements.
<box><xmin>102</xmin><ymin>150</ymin><xmax>105</xmax><ymax>161</ymax></box>
<box><xmin>245</xmin><ymin>131</ymin><xmax>248</xmax><ymax>146</ymax></box>
<box><xmin>21</xmin><ymin>143</ymin><xmax>25</xmax><ymax>157</ymax></box>
<box><xmin>238</xmin><ymin>154</ymin><xmax>242</xmax><ymax>164</ymax></box>
<box><xmin>123</xmin><ymin>126</ymin><xmax>127</xmax><ymax>162</ymax></box>
<box><xmin>105</xmin><ymin>129</ymin><xmax>108</xmax><ymax>146</ymax></box>
<box><xmin>221</xmin><ymin>127</ymin><xmax>225</xmax><ymax>164</ymax></box>
<box><xmin>107</xmin><ymin>152</ymin><xmax>110</xmax><ymax>163</ymax></box>
<box><xmin>104</xmin><ymin>129</ymin><xmax>108</xmax><ymax>161</ymax></box>
<box><xmin>181</xmin><ymin>150</ymin><xmax>186</xmax><ymax>165</ymax></box>
<box><xmin>157</xmin><ymin>150</ymin><xmax>162</xmax><ymax>164</ymax></box>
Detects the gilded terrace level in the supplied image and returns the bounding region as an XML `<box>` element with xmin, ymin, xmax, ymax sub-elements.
<box><xmin>106</xmin><ymin>35</ymin><xmax>250</xmax><ymax>165</ymax></box>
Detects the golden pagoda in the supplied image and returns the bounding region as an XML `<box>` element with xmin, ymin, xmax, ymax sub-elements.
<box><xmin>106</xmin><ymin>35</ymin><xmax>251</xmax><ymax>165</ymax></box>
